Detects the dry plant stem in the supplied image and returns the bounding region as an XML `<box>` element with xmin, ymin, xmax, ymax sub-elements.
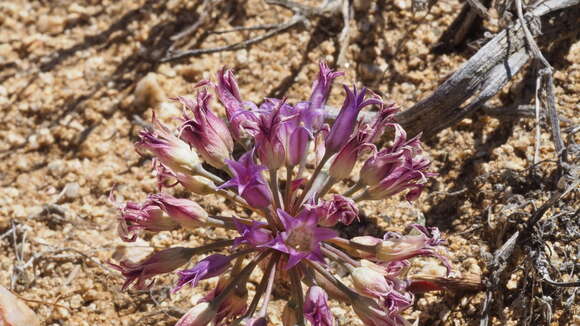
<box><xmin>162</xmin><ymin>15</ymin><xmax>305</xmax><ymax>62</ymax></box>
<box><xmin>289</xmin><ymin>267</ymin><xmax>306</xmax><ymax>326</ymax></box>
<box><xmin>169</xmin><ymin>0</ymin><xmax>216</xmax><ymax>43</ymax></box>
<box><xmin>336</xmin><ymin>0</ymin><xmax>353</xmax><ymax>67</ymax></box>
<box><xmin>466</xmin><ymin>0</ymin><xmax>490</xmax><ymax>17</ymax></box>
<box><xmin>480</xmin><ymin>231</ymin><xmax>520</xmax><ymax>326</ymax></box>
<box><xmin>211</xmin><ymin>23</ymin><xmax>280</xmax><ymax>34</ymax></box>
<box><xmin>388</xmin><ymin>0</ymin><xmax>580</xmax><ymax>138</ymax></box>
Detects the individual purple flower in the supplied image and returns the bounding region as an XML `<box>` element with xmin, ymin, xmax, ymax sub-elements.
<box><xmin>366</xmin><ymin>103</ymin><xmax>399</xmax><ymax>142</ymax></box>
<box><xmin>110</xmin><ymin>247</ymin><xmax>195</xmax><ymax>290</ymax></box>
<box><xmin>220</xmin><ymin>151</ymin><xmax>273</xmax><ymax>209</ymax></box>
<box><xmin>328</xmin><ymin>127</ymin><xmax>374</xmax><ymax>180</ymax></box>
<box><xmin>286</xmin><ymin>124</ymin><xmax>311</xmax><ymax>166</ymax></box>
<box><xmin>304</xmin><ymin>286</ymin><xmax>335</xmax><ymax>326</ymax></box>
<box><xmin>116</xmin><ymin>198</ymin><xmax>179</xmax><ymax>242</ymax></box>
<box><xmin>304</xmin><ymin>62</ymin><xmax>344</xmax><ymax>131</ymax></box>
<box><xmin>135</xmin><ymin>115</ymin><xmax>202</xmax><ymax>175</ymax></box>
<box><xmin>325</xmin><ymin>86</ymin><xmax>382</xmax><ymax>155</ymax></box>
<box><xmin>233</xmin><ymin>219</ymin><xmax>272</xmax><ymax>247</ymax></box>
<box><xmin>255</xmin><ymin>99</ymin><xmax>287</xmax><ymax>170</ymax></box>
<box><xmin>173</xmin><ymin>254</ymin><xmax>232</xmax><ymax>292</ymax></box>
<box><xmin>359</xmin><ymin>124</ymin><xmax>423</xmax><ymax>187</ymax></box>
<box><xmin>318</xmin><ymin>195</ymin><xmax>359</xmax><ymax>227</ymax></box>
<box><xmin>215</xmin><ymin>69</ymin><xmax>259</xmax><ymax>141</ymax></box>
<box><xmin>177</xmin><ymin>90</ymin><xmax>234</xmax><ymax>169</ymax></box>
<box><xmin>364</xmin><ymin>152</ymin><xmax>436</xmax><ymax>201</ymax></box>
<box><xmin>265</xmin><ymin>209</ymin><xmax>337</xmax><ymax>269</ymax></box>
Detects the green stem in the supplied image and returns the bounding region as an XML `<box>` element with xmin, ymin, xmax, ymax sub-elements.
<box><xmin>321</xmin><ymin>243</ymin><xmax>360</xmax><ymax>269</ymax></box>
<box><xmin>284</xmin><ymin>166</ymin><xmax>294</xmax><ymax>209</ymax></box>
<box><xmin>246</xmin><ymin>253</ymin><xmax>279</xmax><ymax>317</ymax></box>
<box><xmin>194</xmin><ymin>166</ymin><xmax>225</xmax><ymax>184</ymax></box>
<box><xmin>188</xmin><ymin>239</ymin><xmax>235</xmax><ymax>255</ymax></box>
<box><xmin>317</xmin><ymin>176</ymin><xmax>337</xmax><ymax>199</ymax></box>
<box><xmin>343</xmin><ymin>183</ymin><xmax>364</xmax><ymax>197</ymax></box>
<box><xmin>268</xmin><ymin>169</ymin><xmax>283</xmax><ymax>211</ymax></box>
<box><xmin>295</xmin><ymin>152</ymin><xmax>331</xmax><ymax>209</ymax></box>
<box><xmin>257</xmin><ymin>256</ymin><xmax>277</xmax><ymax>317</ymax></box>
<box><xmin>305</xmin><ymin>260</ymin><xmax>358</xmax><ymax>301</ymax></box>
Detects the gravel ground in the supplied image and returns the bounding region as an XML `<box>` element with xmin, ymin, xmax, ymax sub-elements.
<box><xmin>0</xmin><ymin>0</ymin><xmax>578</xmax><ymax>325</ymax></box>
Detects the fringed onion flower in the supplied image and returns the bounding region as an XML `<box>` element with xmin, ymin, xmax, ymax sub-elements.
<box><xmin>111</xmin><ymin>62</ymin><xmax>449</xmax><ymax>326</ymax></box>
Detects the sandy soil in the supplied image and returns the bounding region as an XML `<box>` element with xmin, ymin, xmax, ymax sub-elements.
<box><xmin>0</xmin><ymin>0</ymin><xmax>578</xmax><ymax>325</ymax></box>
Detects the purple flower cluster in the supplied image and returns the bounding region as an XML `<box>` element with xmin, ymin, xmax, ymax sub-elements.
<box><xmin>111</xmin><ymin>62</ymin><xmax>448</xmax><ymax>326</ymax></box>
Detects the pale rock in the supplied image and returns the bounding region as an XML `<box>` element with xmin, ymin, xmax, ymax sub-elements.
<box><xmin>394</xmin><ymin>0</ymin><xmax>410</xmax><ymax>10</ymax></box>
<box><xmin>133</xmin><ymin>73</ymin><xmax>166</xmax><ymax>110</ymax></box>
<box><xmin>63</xmin><ymin>182</ymin><xmax>81</xmax><ymax>200</ymax></box>
<box><xmin>111</xmin><ymin>238</ymin><xmax>154</xmax><ymax>264</ymax></box>
<box><xmin>37</xmin><ymin>15</ymin><xmax>65</xmax><ymax>35</ymax></box>
<box><xmin>0</xmin><ymin>285</ymin><xmax>41</xmax><ymax>326</ymax></box>
<box><xmin>47</xmin><ymin>160</ymin><xmax>67</xmax><ymax>177</ymax></box>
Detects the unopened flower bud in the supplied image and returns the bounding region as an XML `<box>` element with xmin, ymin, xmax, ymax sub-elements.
<box><xmin>176</xmin><ymin>302</ymin><xmax>217</xmax><ymax>326</ymax></box>
<box><xmin>135</xmin><ymin>117</ymin><xmax>203</xmax><ymax>175</ymax></box>
<box><xmin>325</xmin><ymin>86</ymin><xmax>381</xmax><ymax>155</ymax></box>
<box><xmin>352</xmin><ymin>296</ymin><xmax>409</xmax><ymax>326</ymax></box>
<box><xmin>318</xmin><ymin>195</ymin><xmax>359</xmax><ymax>227</ymax></box>
<box><xmin>351</xmin><ymin>267</ymin><xmax>391</xmax><ymax>299</ymax></box>
<box><xmin>216</xmin><ymin>69</ymin><xmax>260</xmax><ymax>142</ymax></box>
<box><xmin>149</xmin><ymin>193</ymin><xmax>208</xmax><ymax>230</ymax></box>
<box><xmin>110</xmin><ymin>247</ymin><xmax>195</xmax><ymax>290</ymax></box>
<box><xmin>328</xmin><ymin>128</ymin><xmax>371</xmax><ymax>180</ymax></box>
<box><xmin>117</xmin><ymin>199</ymin><xmax>179</xmax><ymax>242</ymax></box>
<box><xmin>178</xmin><ymin>174</ymin><xmax>217</xmax><ymax>195</ymax></box>
<box><xmin>287</xmin><ymin>125</ymin><xmax>310</xmax><ymax>166</ymax></box>
<box><xmin>174</xmin><ymin>254</ymin><xmax>232</xmax><ymax>292</ymax></box>
<box><xmin>177</xmin><ymin>91</ymin><xmax>233</xmax><ymax>169</ymax></box>
<box><xmin>376</xmin><ymin>235</ymin><xmax>428</xmax><ymax>262</ymax></box>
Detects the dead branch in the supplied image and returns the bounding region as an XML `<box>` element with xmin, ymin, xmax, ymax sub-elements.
<box><xmin>162</xmin><ymin>0</ymin><xmax>345</xmax><ymax>63</ymax></box>
<box><xmin>394</xmin><ymin>0</ymin><xmax>579</xmax><ymax>138</ymax></box>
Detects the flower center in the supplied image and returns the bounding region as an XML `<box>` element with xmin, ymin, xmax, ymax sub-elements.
<box><xmin>285</xmin><ymin>226</ymin><xmax>313</xmax><ymax>252</ymax></box>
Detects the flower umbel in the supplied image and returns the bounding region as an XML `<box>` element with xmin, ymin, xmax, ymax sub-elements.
<box><xmin>111</xmin><ymin>63</ymin><xmax>447</xmax><ymax>326</ymax></box>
